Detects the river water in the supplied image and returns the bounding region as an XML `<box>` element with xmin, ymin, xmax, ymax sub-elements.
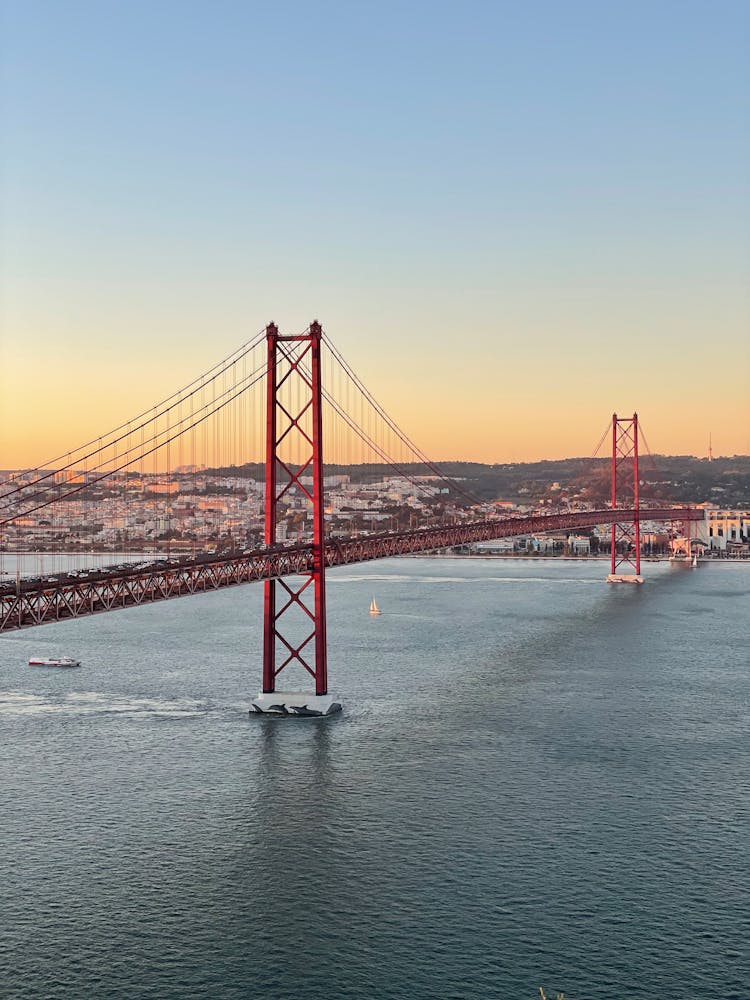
<box><xmin>0</xmin><ymin>558</ymin><xmax>748</xmax><ymax>999</ymax></box>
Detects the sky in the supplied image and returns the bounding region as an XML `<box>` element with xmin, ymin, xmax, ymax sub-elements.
<box><xmin>1</xmin><ymin>0</ymin><xmax>748</xmax><ymax>468</ymax></box>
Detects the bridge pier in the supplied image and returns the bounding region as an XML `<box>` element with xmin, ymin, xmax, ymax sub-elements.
<box><xmin>250</xmin><ymin>691</ymin><xmax>342</xmax><ymax>716</ymax></box>
<box><xmin>250</xmin><ymin>321</ymin><xmax>342</xmax><ymax>717</ymax></box>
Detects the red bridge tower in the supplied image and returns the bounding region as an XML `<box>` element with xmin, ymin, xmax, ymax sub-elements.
<box><xmin>250</xmin><ymin>322</ymin><xmax>341</xmax><ymax>715</ymax></box>
<box><xmin>607</xmin><ymin>412</ymin><xmax>643</xmax><ymax>584</ymax></box>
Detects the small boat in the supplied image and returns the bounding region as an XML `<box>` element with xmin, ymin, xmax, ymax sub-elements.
<box><xmin>369</xmin><ymin>597</ymin><xmax>382</xmax><ymax>616</ymax></box>
<box><xmin>28</xmin><ymin>657</ymin><xmax>81</xmax><ymax>668</ymax></box>
<box><xmin>692</xmin><ymin>554</ymin><xmax>698</xmax><ymax>568</ymax></box>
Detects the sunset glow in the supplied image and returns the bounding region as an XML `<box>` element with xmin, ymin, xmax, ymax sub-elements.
<box><xmin>1</xmin><ymin>2</ymin><xmax>748</xmax><ymax>469</ymax></box>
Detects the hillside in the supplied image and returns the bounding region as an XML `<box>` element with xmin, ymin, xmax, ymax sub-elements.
<box><xmin>207</xmin><ymin>456</ymin><xmax>750</xmax><ymax>507</ymax></box>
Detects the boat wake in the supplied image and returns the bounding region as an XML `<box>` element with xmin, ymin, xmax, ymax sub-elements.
<box><xmin>331</xmin><ymin>573</ymin><xmax>601</xmax><ymax>586</ymax></box>
<box><xmin>0</xmin><ymin>690</ymin><xmax>205</xmax><ymax>718</ymax></box>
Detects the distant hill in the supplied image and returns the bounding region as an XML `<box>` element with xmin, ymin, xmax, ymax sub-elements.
<box><xmin>204</xmin><ymin>455</ymin><xmax>750</xmax><ymax>507</ymax></box>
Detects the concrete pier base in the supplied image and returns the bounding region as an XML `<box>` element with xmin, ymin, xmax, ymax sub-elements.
<box><xmin>249</xmin><ymin>691</ymin><xmax>343</xmax><ymax>716</ymax></box>
<box><xmin>606</xmin><ymin>573</ymin><xmax>644</xmax><ymax>585</ymax></box>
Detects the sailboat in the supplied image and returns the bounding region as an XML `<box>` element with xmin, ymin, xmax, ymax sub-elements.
<box><xmin>369</xmin><ymin>597</ymin><xmax>382</xmax><ymax>616</ymax></box>
<box><xmin>692</xmin><ymin>554</ymin><xmax>698</xmax><ymax>568</ymax></box>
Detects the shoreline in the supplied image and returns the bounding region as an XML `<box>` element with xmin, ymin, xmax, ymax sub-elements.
<box><xmin>412</xmin><ymin>553</ymin><xmax>750</xmax><ymax>563</ymax></box>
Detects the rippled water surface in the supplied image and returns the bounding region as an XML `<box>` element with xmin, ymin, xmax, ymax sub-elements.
<box><xmin>1</xmin><ymin>558</ymin><xmax>748</xmax><ymax>999</ymax></box>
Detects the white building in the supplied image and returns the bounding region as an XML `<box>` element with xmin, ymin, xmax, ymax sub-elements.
<box><xmin>568</xmin><ymin>534</ymin><xmax>591</xmax><ymax>555</ymax></box>
<box><xmin>474</xmin><ymin>539</ymin><xmax>515</xmax><ymax>554</ymax></box>
<box><xmin>704</xmin><ymin>508</ymin><xmax>749</xmax><ymax>552</ymax></box>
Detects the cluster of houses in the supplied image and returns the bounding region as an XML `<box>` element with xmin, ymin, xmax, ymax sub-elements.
<box><xmin>1</xmin><ymin>466</ymin><xmax>747</xmax><ymax>558</ymax></box>
<box><xmin>468</xmin><ymin>504</ymin><xmax>749</xmax><ymax>558</ymax></box>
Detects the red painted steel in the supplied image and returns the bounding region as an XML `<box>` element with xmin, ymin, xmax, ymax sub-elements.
<box><xmin>0</xmin><ymin>506</ymin><xmax>703</xmax><ymax>633</ymax></box>
<box><xmin>262</xmin><ymin>323</ymin><xmax>278</xmax><ymax>693</ymax></box>
<box><xmin>261</xmin><ymin>321</ymin><xmax>328</xmax><ymax>695</ymax></box>
<box><xmin>610</xmin><ymin>413</ymin><xmax>641</xmax><ymax>576</ymax></box>
<box><xmin>310</xmin><ymin>322</ymin><xmax>328</xmax><ymax>696</ymax></box>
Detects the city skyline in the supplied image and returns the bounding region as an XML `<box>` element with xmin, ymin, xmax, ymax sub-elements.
<box><xmin>1</xmin><ymin>1</ymin><xmax>749</xmax><ymax>467</ymax></box>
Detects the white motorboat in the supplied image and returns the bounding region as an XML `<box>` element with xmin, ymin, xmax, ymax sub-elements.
<box><xmin>28</xmin><ymin>657</ymin><xmax>81</xmax><ymax>668</ymax></box>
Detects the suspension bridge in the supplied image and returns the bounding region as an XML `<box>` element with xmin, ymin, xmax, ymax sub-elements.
<box><xmin>0</xmin><ymin>322</ymin><xmax>702</xmax><ymax>714</ymax></box>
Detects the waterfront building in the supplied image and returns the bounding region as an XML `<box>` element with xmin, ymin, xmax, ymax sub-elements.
<box><xmin>704</xmin><ymin>508</ymin><xmax>749</xmax><ymax>552</ymax></box>
<box><xmin>568</xmin><ymin>534</ymin><xmax>591</xmax><ymax>555</ymax></box>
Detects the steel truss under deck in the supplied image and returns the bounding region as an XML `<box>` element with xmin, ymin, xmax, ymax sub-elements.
<box><xmin>0</xmin><ymin>506</ymin><xmax>703</xmax><ymax>633</ymax></box>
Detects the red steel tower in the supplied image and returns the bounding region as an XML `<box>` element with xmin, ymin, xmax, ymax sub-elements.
<box><xmin>607</xmin><ymin>412</ymin><xmax>643</xmax><ymax>584</ymax></box>
<box><xmin>251</xmin><ymin>321</ymin><xmax>341</xmax><ymax>715</ymax></box>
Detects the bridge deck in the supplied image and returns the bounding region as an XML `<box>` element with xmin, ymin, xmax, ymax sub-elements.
<box><xmin>0</xmin><ymin>507</ymin><xmax>702</xmax><ymax>632</ymax></box>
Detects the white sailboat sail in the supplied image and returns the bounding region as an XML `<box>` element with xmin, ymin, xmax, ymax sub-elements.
<box><xmin>369</xmin><ymin>597</ymin><xmax>381</xmax><ymax>615</ymax></box>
